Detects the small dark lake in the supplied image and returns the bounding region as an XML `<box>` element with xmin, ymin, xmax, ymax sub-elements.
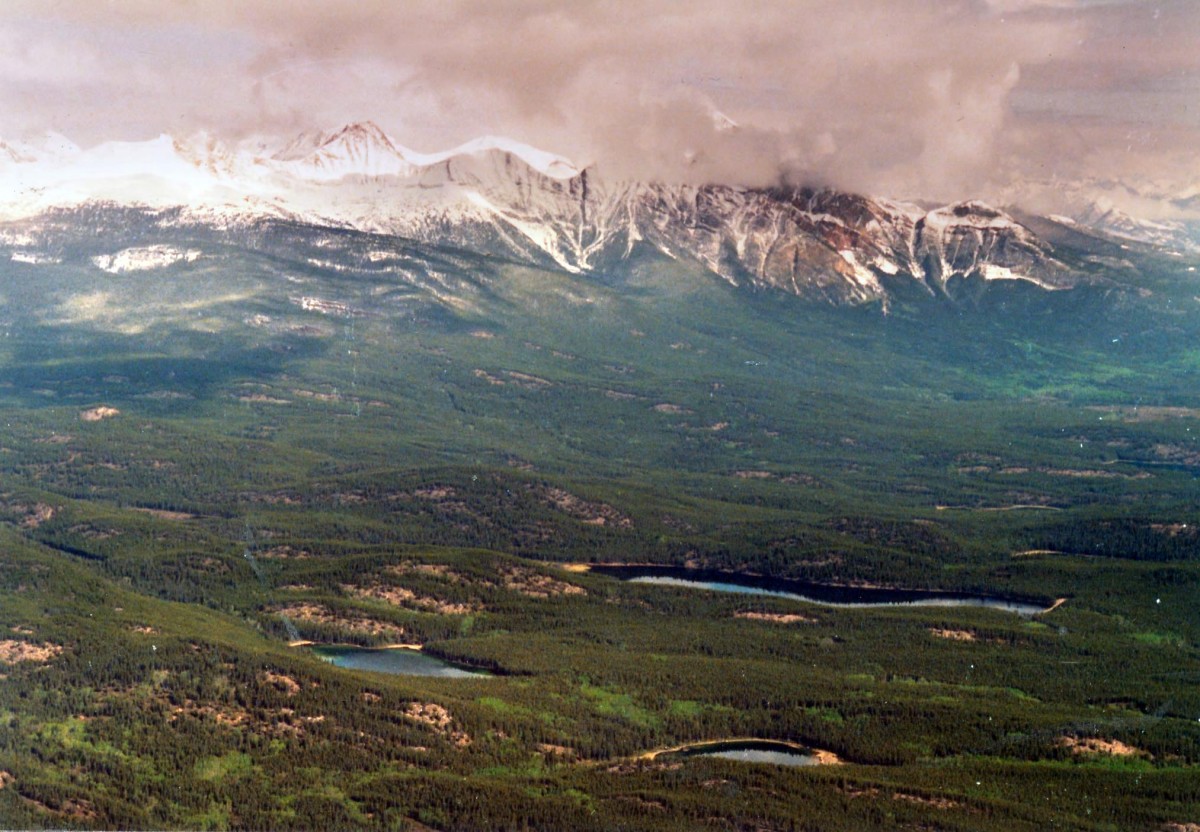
<box><xmin>661</xmin><ymin>740</ymin><xmax>823</xmax><ymax>766</ymax></box>
<box><xmin>589</xmin><ymin>565</ymin><xmax>1048</xmax><ymax>615</ymax></box>
<box><xmin>308</xmin><ymin>646</ymin><xmax>493</xmax><ymax>678</ymax></box>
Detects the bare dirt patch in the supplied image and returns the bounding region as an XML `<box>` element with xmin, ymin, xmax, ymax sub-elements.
<box><xmin>505</xmin><ymin>371</ymin><xmax>552</xmax><ymax>389</ymax></box>
<box><xmin>168</xmin><ymin>699</ymin><xmax>251</xmax><ymax>727</ymax></box>
<box><xmin>403</xmin><ymin>702</ymin><xmax>471</xmax><ymax>746</ymax></box>
<box><xmin>0</xmin><ymin>771</ymin><xmax>14</xmax><ymax>789</ymax></box>
<box><xmin>734</xmin><ymin>612</ymin><xmax>814</xmax><ymax>624</ymax></box>
<box><xmin>1043</xmin><ymin>468</ymin><xmax>1150</xmax><ymax>480</ymax></box>
<box><xmin>275</xmin><ymin>603</ymin><xmax>408</xmax><ymax>639</ymax></box>
<box><xmin>929</xmin><ymin>628</ymin><xmax>978</xmax><ymax>642</ymax></box>
<box><xmin>129</xmin><ymin>507</ymin><xmax>196</xmax><ymax>521</ymax></box>
<box><xmin>500</xmin><ymin>566</ymin><xmax>586</xmax><ymax>598</ymax></box>
<box><xmin>14</xmin><ymin>502</ymin><xmax>56</xmax><ymax>528</ymax></box>
<box><xmin>68</xmin><ymin>523</ymin><xmax>120</xmax><ymax>540</ymax></box>
<box><xmin>237</xmin><ymin>394</ymin><xmax>291</xmax><ymax>405</ymax></box>
<box><xmin>733</xmin><ymin>470</ymin><xmax>775</xmax><ymax>480</ymax></box>
<box><xmin>80</xmin><ymin>406</ymin><xmax>120</xmax><ymax>422</ymax></box>
<box><xmin>1151</xmin><ymin>523</ymin><xmax>1197</xmax><ymax>537</ymax></box>
<box><xmin>605</xmin><ymin>761</ymin><xmax>682</xmax><ymax>775</ymax></box>
<box><xmin>1154</xmin><ymin>443</ymin><xmax>1200</xmax><ymax>466</ymax></box>
<box><xmin>1087</xmin><ymin>405</ymin><xmax>1200</xmax><ymax>423</ymax></box>
<box><xmin>292</xmin><ymin>388</ymin><xmax>342</xmax><ymax>402</ymax></box>
<box><xmin>892</xmin><ymin>792</ymin><xmax>963</xmax><ymax>810</ymax></box>
<box><xmin>0</xmin><ymin>639</ymin><xmax>64</xmax><ymax>664</ymax></box>
<box><xmin>341</xmin><ymin>584</ymin><xmax>479</xmax><ymax>615</ymax></box>
<box><xmin>414</xmin><ymin>486</ymin><xmax>456</xmax><ymax>500</ymax></box>
<box><xmin>262</xmin><ymin>671</ymin><xmax>302</xmax><ymax>697</ymax></box>
<box><xmin>473</xmin><ymin>369</ymin><xmax>506</xmax><ymax>386</ymax></box>
<box><xmin>534</xmin><ymin>485</ymin><xmax>633</xmax><ymax>528</ymax></box>
<box><xmin>168</xmin><ymin>697</ymin><xmax>322</xmax><ymax>737</ymax></box>
<box><xmin>781</xmin><ymin>473</ymin><xmax>820</xmax><ymax>486</ymax></box>
<box><xmin>387</xmin><ymin>562</ymin><xmax>463</xmax><ymax>579</ymax></box>
<box><xmin>651</xmin><ymin>403</ymin><xmax>691</xmax><ymax>414</ymax></box>
<box><xmin>1058</xmin><ymin>736</ymin><xmax>1147</xmax><ymax>757</ymax></box>
<box><xmin>259</xmin><ymin>545</ymin><xmax>311</xmax><ymax>558</ymax></box>
<box><xmin>22</xmin><ymin>795</ymin><xmax>97</xmax><ymax>820</ymax></box>
<box><xmin>964</xmin><ymin>463</ymin><xmax>1151</xmax><ymax>480</ymax></box>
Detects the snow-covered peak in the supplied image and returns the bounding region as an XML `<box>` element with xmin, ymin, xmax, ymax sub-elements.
<box><xmin>0</xmin><ymin>123</ymin><xmax>1091</xmax><ymax>303</ymax></box>
<box><xmin>1071</xmin><ymin>198</ymin><xmax>1199</xmax><ymax>253</ymax></box>
<box><xmin>0</xmin><ymin>123</ymin><xmax>589</xmax><ymax>221</ymax></box>
<box><xmin>404</xmin><ymin>134</ymin><xmax>581</xmax><ymax>180</ymax></box>
<box><xmin>268</xmin><ymin>121</ymin><xmax>417</xmax><ymax>180</ymax></box>
<box><xmin>925</xmin><ymin>200</ymin><xmax>1023</xmax><ymax>230</ymax></box>
<box><xmin>31</xmin><ymin>131</ymin><xmax>82</xmax><ymax>160</ymax></box>
<box><xmin>0</xmin><ymin>141</ymin><xmax>36</xmax><ymax>165</ymax></box>
<box><xmin>0</xmin><ymin>131</ymin><xmax>269</xmax><ymax>220</ymax></box>
<box><xmin>259</xmin><ymin>121</ymin><xmax>581</xmax><ymax>182</ymax></box>
<box><xmin>710</xmin><ymin>110</ymin><xmax>739</xmax><ymax>133</ymax></box>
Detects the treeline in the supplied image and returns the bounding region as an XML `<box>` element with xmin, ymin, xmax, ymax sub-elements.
<box><xmin>1026</xmin><ymin>518</ymin><xmax>1200</xmax><ymax>562</ymax></box>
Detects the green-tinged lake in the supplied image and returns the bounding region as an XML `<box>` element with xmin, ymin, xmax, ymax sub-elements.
<box><xmin>663</xmin><ymin>740</ymin><xmax>824</xmax><ymax>766</ymax></box>
<box><xmin>308</xmin><ymin>645</ymin><xmax>493</xmax><ymax>678</ymax></box>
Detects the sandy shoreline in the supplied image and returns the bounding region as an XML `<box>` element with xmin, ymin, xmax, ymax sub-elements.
<box><xmin>637</xmin><ymin>738</ymin><xmax>841</xmax><ymax>765</ymax></box>
<box><xmin>289</xmin><ymin>640</ymin><xmax>424</xmax><ymax>651</ymax></box>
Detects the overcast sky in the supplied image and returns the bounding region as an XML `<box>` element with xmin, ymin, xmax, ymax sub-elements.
<box><xmin>2</xmin><ymin>0</ymin><xmax>1197</xmax><ymax>213</ymax></box>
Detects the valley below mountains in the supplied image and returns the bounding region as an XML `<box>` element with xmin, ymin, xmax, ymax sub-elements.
<box><xmin>0</xmin><ymin>124</ymin><xmax>1198</xmax><ymax>831</ymax></box>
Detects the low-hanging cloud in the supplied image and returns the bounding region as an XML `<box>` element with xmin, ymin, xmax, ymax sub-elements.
<box><xmin>1</xmin><ymin>0</ymin><xmax>1197</xmax><ymax>212</ymax></box>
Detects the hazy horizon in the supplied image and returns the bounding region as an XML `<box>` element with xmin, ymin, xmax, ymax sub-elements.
<box><xmin>1</xmin><ymin>1</ymin><xmax>1197</xmax><ymax>216</ymax></box>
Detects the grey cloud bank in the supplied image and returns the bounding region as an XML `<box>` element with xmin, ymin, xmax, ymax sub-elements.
<box><xmin>1</xmin><ymin>0</ymin><xmax>1196</xmax><ymax>216</ymax></box>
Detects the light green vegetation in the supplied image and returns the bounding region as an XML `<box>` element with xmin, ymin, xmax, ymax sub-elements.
<box><xmin>0</xmin><ymin>210</ymin><xmax>1198</xmax><ymax>829</ymax></box>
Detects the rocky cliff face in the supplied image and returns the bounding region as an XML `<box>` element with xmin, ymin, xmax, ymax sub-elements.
<box><xmin>0</xmin><ymin>123</ymin><xmax>1080</xmax><ymax>305</ymax></box>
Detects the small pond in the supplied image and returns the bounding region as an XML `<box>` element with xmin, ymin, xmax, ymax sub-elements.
<box><xmin>308</xmin><ymin>645</ymin><xmax>493</xmax><ymax>678</ymax></box>
<box><xmin>660</xmin><ymin>740</ymin><xmax>825</xmax><ymax>767</ymax></box>
<box><xmin>589</xmin><ymin>565</ymin><xmax>1049</xmax><ymax>615</ymax></box>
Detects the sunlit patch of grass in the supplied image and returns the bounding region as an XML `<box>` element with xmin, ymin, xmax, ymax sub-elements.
<box><xmin>580</xmin><ymin>682</ymin><xmax>662</xmax><ymax>729</ymax></box>
<box><xmin>194</xmin><ymin>752</ymin><xmax>255</xmax><ymax>782</ymax></box>
<box><xmin>1132</xmin><ymin>631</ymin><xmax>1184</xmax><ymax>647</ymax></box>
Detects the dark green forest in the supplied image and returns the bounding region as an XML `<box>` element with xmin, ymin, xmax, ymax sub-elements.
<box><xmin>0</xmin><ymin>212</ymin><xmax>1198</xmax><ymax>830</ymax></box>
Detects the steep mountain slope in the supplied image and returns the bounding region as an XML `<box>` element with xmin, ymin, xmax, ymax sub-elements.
<box><xmin>0</xmin><ymin>123</ymin><xmax>1089</xmax><ymax>305</ymax></box>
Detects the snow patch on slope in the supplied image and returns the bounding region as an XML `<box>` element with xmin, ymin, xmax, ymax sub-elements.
<box><xmin>10</xmin><ymin>251</ymin><xmax>61</xmax><ymax>265</ymax></box>
<box><xmin>838</xmin><ymin>250</ymin><xmax>884</xmax><ymax>296</ymax></box>
<box><xmin>979</xmin><ymin>263</ymin><xmax>1062</xmax><ymax>290</ymax></box>
<box><xmin>92</xmin><ymin>245</ymin><xmax>202</xmax><ymax>274</ymax></box>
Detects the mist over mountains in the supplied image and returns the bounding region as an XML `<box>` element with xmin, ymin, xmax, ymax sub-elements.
<box><xmin>1</xmin><ymin>121</ymin><xmax>1197</xmax><ymax>310</ymax></box>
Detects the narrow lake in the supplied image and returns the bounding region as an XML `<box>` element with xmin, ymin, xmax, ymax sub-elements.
<box><xmin>308</xmin><ymin>645</ymin><xmax>493</xmax><ymax>678</ymax></box>
<box><xmin>589</xmin><ymin>565</ymin><xmax>1049</xmax><ymax>615</ymax></box>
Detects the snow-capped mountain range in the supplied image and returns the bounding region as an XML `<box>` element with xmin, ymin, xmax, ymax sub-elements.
<box><xmin>0</xmin><ymin>122</ymin><xmax>1187</xmax><ymax>304</ymax></box>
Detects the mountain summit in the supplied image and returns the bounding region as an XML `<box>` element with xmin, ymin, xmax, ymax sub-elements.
<box><xmin>0</xmin><ymin>124</ymin><xmax>1147</xmax><ymax>305</ymax></box>
<box><xmin>270</xmin><ymin>121</ymin><xmax>415</xmax><ymax>180</ymax></box>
